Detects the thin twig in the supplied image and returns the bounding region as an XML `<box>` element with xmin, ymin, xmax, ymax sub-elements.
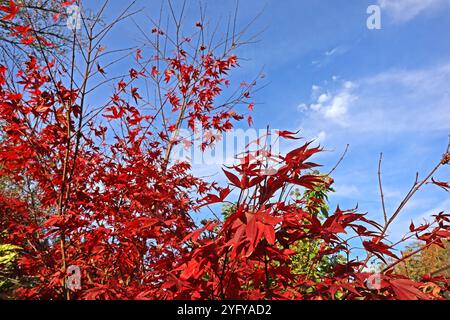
<box><xmin>378</xmin><ymin>153</ymin><xmax>388</xmax><ymax>224</ymax></box>
<box><xmin>327</xmin><ymin>144</ymin><xmax>349</xmax><ymax>176</ymax></box>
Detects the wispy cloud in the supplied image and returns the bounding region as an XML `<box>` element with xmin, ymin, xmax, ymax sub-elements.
<box><xmin>378</xmin><ymin>0</ymin><xmax>449</xmax><ymax>23</ymax></box>
<box><xmin>298</xmin><ymin>63</ymin><xmax>450</xmax><ymax>139</ymax></box>
<box><xmin>312</xmin><ymin>45</ymin><xmax>349</xmax><ymax>67</ymax></box>
<box><xmin>296</xmin><ymin>62</ymin><xmax>450</xmax><ymax>243</ymax></box>
<box><xmin>302</xmin><ymin>80</ymin><xmax>358</xmax><ymax>127</ymax></box>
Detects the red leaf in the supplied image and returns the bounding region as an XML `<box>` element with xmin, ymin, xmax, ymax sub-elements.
<box><xmin>151</xmin><ymin>66</ymin><xmax>159</xmax><ymax>77</ymax></box>
<box><xmin>219</xmin><ymin>187</ymin><xmax>231</xmax><ymax>199</ymax></box>
<box><xmin>181</xmin><ymin>223</ymin><xmax>210</xmax><ymax>244</ymax></box>
<box><xmin>0</xmin><ymin>1</ymin><xmax>20</xmax><ymax>21</ymax></box>
<box><xmin>135</xmin><ymin>48</ymin><xmax>142</xmax><ymax>61</ymax></box>
<box><xmin>290</xmin><ymin>175</ymin><xmax>323</xmax><ymax>189</ymax></box>
<box><xmin>117</xmin><ymin>79</ymin><xmax>127</xmax><ymax>92</ymax></box>
<box><xmin>363</xmin><ymin>239</ymin><xmax>398</xmax><ymax>263</ymax></box>
<box><xmin>257</xmin><ymin>211</ymin><xmax>282</xmax><ymax>226</ymax></box>
<box><xmin>196</xmin><ymin>187</ymin><xmax>231</xmax><ymax>209</ymax></box>
<box><xmin>11</xmin><ymin>25</ymin><xmax>31</xmax><ymax>37</ymax></box>
<box><xmin>52</xmin><ymin>13</ymin><xmax>60</xmax><ymax>22</ymax></box>
<box><xmin>62</xmin><ymin>1</ymin><xmax>76</xmax><ymax>7</ymax></box>
<box><xmin>276</xmin><ymin>130</ymin><xmax>301</xmax><ymax>140</ymax></box>
<box><xmin>35</xmin><ymin>104</ymin><xmax>50</xmax><ymax>113</ymax></box>
<box><xmin>129</xmin><ymin>68</ymin><xmax>139</xmax><ymax>79</ymax></box>
<box><xmin>390</xmin><ymin>279</ymin><xmax>430</xmax><ymax>300</ymax></box>
<box><xmin>82</xmin><ymin>286</ymin><xmax>109</xmax><ymax>300</ymax></box>
<box><xmin>131</xmin><ymin>87</ymin><xmax>141</xmax><ymax>103</ymax></box>
<box><xmin>97</xmin><ymin>63</ymin><xmax>106</xmax><ymax>77</ymax></box>
<box><xmin>285</xmin><ymin>141</ymin><xmax>321</xmax><ymax>163</ymax></box>
<box><xmin>164</xmin><ymin>69</ymin><xmax>172</xmax><ymax>83</ymax></box>
<box><xmin>44</xmin><ymin>215</ymin><xmax>64</xmax><ymax>228</ymax></box>
<box><xmin>245</xmin><ymin>214</ymin><xmax>256</xmax><ymax>237</ymax></box>
<box><xmin>431</xmin><ymin>178</ymin><xmax>450</xmax><ymax>192</ymax></box>
<box><xmin>263</xmin><ymin>225</ymin><xmax>276</xmax><ymax>245</ymax></box>
<box><xmin>223</xmin><ymin>169</ymin><xmax>241</xmax><ymax>188</ymax></box>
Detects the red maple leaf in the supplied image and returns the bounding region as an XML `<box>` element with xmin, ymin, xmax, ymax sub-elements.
<box><xmin>0</xmin><ymin>1</ymin><xmax>20</xmax><ymax>21</ymax></box>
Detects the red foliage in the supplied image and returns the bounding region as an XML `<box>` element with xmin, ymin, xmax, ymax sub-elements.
<box><xmin>0</xmin><ymin>0</ymin><xmax>20</xmax><ymax>21</ymax></box>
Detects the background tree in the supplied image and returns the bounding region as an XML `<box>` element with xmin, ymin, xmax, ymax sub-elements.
<box><xmin>391</xmin><ymin>241</ymin><xmax>449</xmax><ymax>281</ymax></box>
<box><xmin>0</xmin><ymin>243</ymin><xmax>21</xmax><ymax>298</ymax></box>
<box><xmin>289</xmin><ymin>175</ymin><xmax>346</xmax><ymax>282</ymax></box>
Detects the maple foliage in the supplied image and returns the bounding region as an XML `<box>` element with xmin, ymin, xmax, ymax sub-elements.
<box><xmin>0</xmin><ymin>1</ymin><xmax>449</xmax><ymax>300</ymax></box>
<box><xmin>0</xmin><ymin>0</ymin><xmax>20</xmax><ymax>21</ymax></box>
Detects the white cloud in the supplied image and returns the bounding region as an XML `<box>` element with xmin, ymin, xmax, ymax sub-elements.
<box><xmin>323</xmin><ymin>92</ymin><xmax>356</xmax><ymax>121</ymax></box>
<box><xmin>317</xmin><ymin>93</ymin><xmax>330</xmax><ymax>104</ymax></box>
<box><xmin>297</xmin><ymin>103</ymin><xmax>308</xmax><ymax>112</ymax></box>
<box><xmin>378</xmin><ymin>0</ymin><xmax>449</xmax><ymax>23</ymax></box>
<box><xmin>298</xmin><ymin>63</ymin><xmax>450</xmax><ymax>136</ymax></box>
<box><xmin>343</xmin><ymin>81</ymin><xmax>354</xmax><ymax>90</ymax></box>
<box><xmin>301</xmin><ymin>80</ymin><xmax>358</xmax><ymax>126</ymax></box>
<box><xmin>310</xmin><ymin>103</ymin><xmax>322</xmax><ymax>111</ymax></box>
<box><xmin>325</xmin><ymin>48</ymin><xmax>337</xmax><ymax>57</ymax></box>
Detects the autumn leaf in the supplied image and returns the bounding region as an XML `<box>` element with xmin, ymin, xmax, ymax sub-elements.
<box><xmin>363</xmin><ymin>239</ymin><xmax>398</xmax><ymax>263</ymax></box>
<box><xmin>151</xmin><ymin>66</ymin><xmax>159</xmax><ymax>77</ymax></box>
<box><xmin>431</xmin><ymin>178</ymin><xmax>450</xmax><ymax>192</ymax></box>
<box><xmin>97</xmin><ymin>63</ymin><xmax>107</xmax><ymax>77</ymax></box>
<box><xmin>62</xmin><ymin>1</ymin><xmax>76</xmax><ymax>7</ymax></box>
<box><xmin>276</xmin><ymin>130</ymin><xmax>302</xmax><ymax>140</ymax></box>
<box><xmin>0</xmin><ymin>0</ymin><xmax>20</xmax><ymax>21</ymax></box>
<box><xmin>135</xmin><ymin>48</ymin><xmax>142</xmax><ymax>61</ymax></box>
<box><xmin>390</xmin><ymin>279</ymin><xmax>430</xmax><ymax>300</ymax></box>
<box><xmin>164</xmin><ymin>69</ymin><xmax>172</xmax><ymax>83</ymax></box>
<box><xmin>131</xmin><ymin>87</ymin><xmax>141</xmax><ymax>103</ymax></box>
<box><xmin>223</xmin><ymin>169</ymin><xmax>241</xmax><ymax>188</ymax></box>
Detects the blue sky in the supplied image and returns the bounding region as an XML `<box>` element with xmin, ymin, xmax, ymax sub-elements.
<box><xmin>89</xmin><ymin>0</ymin><xmax>450</xmax><ymax>245</ymax></box>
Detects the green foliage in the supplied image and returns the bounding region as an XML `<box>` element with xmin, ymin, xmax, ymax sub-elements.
<box><xmin>289</xmin><ymin>173</ymin><xmax>345</xmax><ymax>280</ymax></box>
<box><xmin>289</xmin><ymin>240</ymin><xmax>345</xmax><ymax>278</ymax></box>
<box><xmin>291</xmin><ymin>171</ymin><xmax>334</xmax><ymax>219</ymax></box>
<box><xmin>222</xmin><ymin>203</ymin><xmax>236</xmax><ymax>221</ymax></box>
<box><xmin>0</xmin><ymin>242</ymin><xmax>21</xmax><ymax>295</ymax></box>
<box><xmin>0</xmin><ymin>244</ymin><xmax>20</xmax><ymax>265</ymax></box>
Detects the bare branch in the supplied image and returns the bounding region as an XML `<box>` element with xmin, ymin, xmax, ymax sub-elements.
<box><xmin>378</xmin><ymin>153</ymin><xmax>388</xmax><ymax>224</ymax></box>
